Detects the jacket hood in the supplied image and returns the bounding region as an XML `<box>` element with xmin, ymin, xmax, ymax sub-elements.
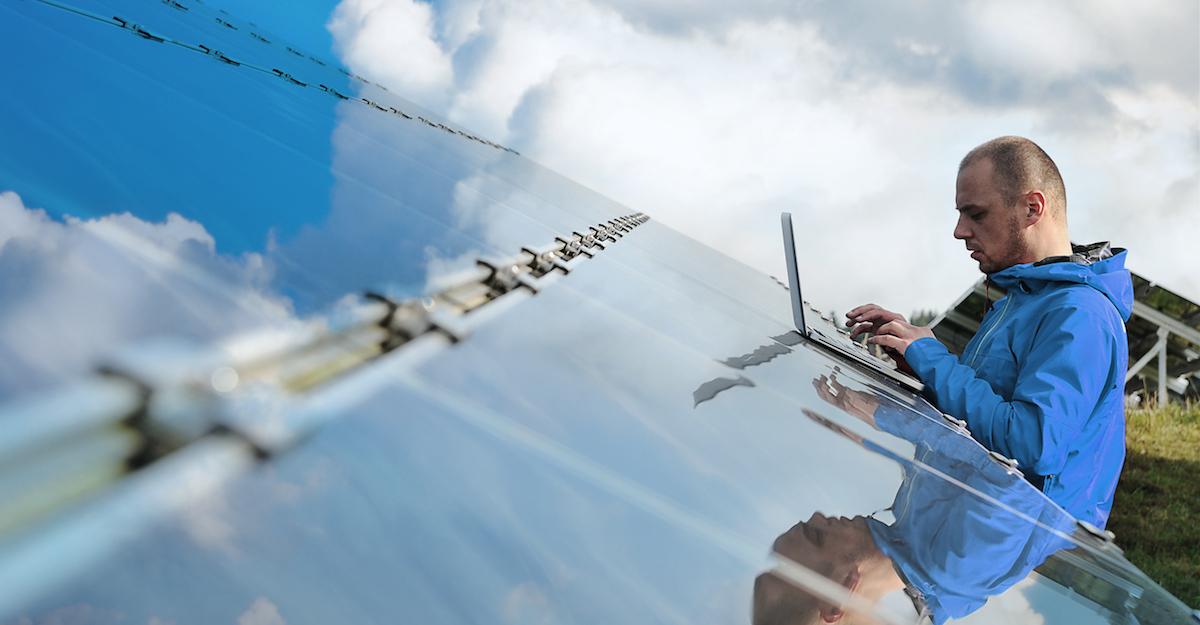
<box><xmin>989</xmin><ymin>242</ymin><xmax>1133</xmax><ymax>321</ymax></box>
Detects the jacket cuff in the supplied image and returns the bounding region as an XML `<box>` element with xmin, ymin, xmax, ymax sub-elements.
<box><xmin>905</xmin><ymin>336</ymin><xmax>949</xmax><ymax>382</ymax></box>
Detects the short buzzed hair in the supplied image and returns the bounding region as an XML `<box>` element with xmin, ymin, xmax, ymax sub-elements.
<box><xmin>960</xmin><ymin>136</ymin><xmax>1067</xmax><ymax>218</ymax></box>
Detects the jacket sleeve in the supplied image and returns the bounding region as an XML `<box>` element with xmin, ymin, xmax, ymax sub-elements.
<box><xmin>903</xmin><ymin>306</ymin><xmax>1114</xmax><ymax>476</ymax></box>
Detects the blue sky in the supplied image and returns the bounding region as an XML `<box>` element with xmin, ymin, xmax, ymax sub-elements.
<box><xmin>198</xmin><ymin>0</ymin><xmax>339</xmax><ymax>60</ymax></box>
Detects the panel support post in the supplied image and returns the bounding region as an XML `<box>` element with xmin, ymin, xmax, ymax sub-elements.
<box><xmin>1156</xmin><ymin>327</ymin><xmax>1169</xmax><ymax>406</ymax></box>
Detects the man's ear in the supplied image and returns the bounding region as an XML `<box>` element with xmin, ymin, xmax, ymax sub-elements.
<box><xmin>1023</xmin><ymin>190</ymin><xmax>1047</xmax><ymax>226</ymax></box>
<box><xmin>818</xmin><ymin>567</ymin><xmax>862</xmax><ymax>623</ymax></box>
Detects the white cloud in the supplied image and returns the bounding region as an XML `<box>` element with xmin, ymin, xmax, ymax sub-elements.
<box><xmin>327</xmin><ymin>0</ymin><xmax>1200</xmax><ymax>314</ymax></box>
<box><xmin>502</xmin><ymin>582</ymin><xmax>555</xmax><ymax>625</ymax></box>
<box><xmin>962</xmin><ymin>1</ymin><xmax>1105</xmax><ymax>84</ymax></box>
<box><xmin>179</xmin><ymin>490</ymin><xmax>239</xmax><ymax>557</ymax></box>
<box><xmin>237</xmin><ymin>597</ymin><xmax>286</xmax><ymax>625</ymax></box>
<box><xmin>954</xmin><ymin>575</ymin><xmax>1046</xmax><ymax>625</ymax></box>
<box><xmin>0</xmin><ymin>191</ymin><xmax>294</xmax><ymax>397</ymax></box>
<box><xmin>327</xmin><ymin>0</ymin><xmax>454</xmax><ymax>103</ymax></box>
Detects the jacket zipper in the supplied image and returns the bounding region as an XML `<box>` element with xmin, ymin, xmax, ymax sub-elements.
<box><xmin>967</xmin><ymin>295</ymin><xmax>1014</xmax><ymax>367</ymax></box>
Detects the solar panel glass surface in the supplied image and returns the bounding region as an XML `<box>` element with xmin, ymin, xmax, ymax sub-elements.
<box><xmin>0</xmin><ymin>1</ymin><xmax>1192</xmax><ymax>623</ymax></box>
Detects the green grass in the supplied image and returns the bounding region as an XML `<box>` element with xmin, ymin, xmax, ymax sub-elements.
<box><xmin>1107</xmin><ymin>401</ymin><xmax>1200</xmax><ymax>608</ymax></box>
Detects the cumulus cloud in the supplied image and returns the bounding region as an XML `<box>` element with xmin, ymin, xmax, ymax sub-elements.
<box><xmin>327</xmin><ymin>0</ymin><xmax>454</xmax><ymax>104</ymax></box>
<box><xmin>327</xmin><ymin>0</ymin><xmax>1199</xmax><ymax>313</ymax></box>
<box><xmin>0</xmin><ymin>191</ymin><xmax>294</xmax><ymax>398</ymax></box>
<box><xmin>237</xmin><ymin>597</ymin><xmax>287</xmax><ymax>625</ymax></box>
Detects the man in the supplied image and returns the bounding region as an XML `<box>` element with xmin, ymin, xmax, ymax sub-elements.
<box><xmin>844</xmin><ymin>136</ymin><xmax>1132</xmax><ymax>528</ymax></box>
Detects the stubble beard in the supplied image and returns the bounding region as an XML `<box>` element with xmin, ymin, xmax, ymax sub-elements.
<box><xmin>981</xmin><ymin>213</ymin><xmax>1030</xmax><ymax>274</ymax></box>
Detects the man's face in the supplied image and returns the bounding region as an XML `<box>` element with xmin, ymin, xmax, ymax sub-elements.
<box><xmin>771</xmin><ymin>512</ymin><xmax>865</xmax><ymax>567</ymax></box>
<box><xmin>752</xmin><ymin>514</ymin><xmax>871</xmax><ymax>624</ymax></box>
<box><xmin>954</xmin><ymin>158</ymin><xmax>1028</xmax><ymax>274</ymax></box>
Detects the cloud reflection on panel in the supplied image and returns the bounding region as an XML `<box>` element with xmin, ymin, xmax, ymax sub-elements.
<box><xmin>237</xmin><ymin>597</ymin><xmax>288</xmax><ymax>625</ymax></box>
<box><xmin>0</xmin><ymin>191</ymin><xmax>294</xmax><ymax>399</ymax></box>
<box><xmin>279</xmin><ymin>97</ymin><xmax>603</xmax><ymax>304</ymax></box>
<box><xmin>271</xmin><ymin>99</ymin><xmax>509</xmax><ymax>306</ymax></box>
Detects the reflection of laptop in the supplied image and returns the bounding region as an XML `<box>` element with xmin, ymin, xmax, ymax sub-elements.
<box><xmin>781</xmin><ymin>212</ymin><xmax>924</xmax><ymax>392</ymax></box>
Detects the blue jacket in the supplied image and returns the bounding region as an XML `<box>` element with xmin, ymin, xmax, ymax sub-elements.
<box><xmin>905</xmin><ymin>244</ymin><xmax>1132</xmax><ymax>528</ymax></box>
<box><xmin>866</xmin><ymin>402</ymin><xmax>1076</xmax><ymax>624</ymax></box>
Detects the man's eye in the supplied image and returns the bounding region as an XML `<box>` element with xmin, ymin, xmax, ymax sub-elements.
<box><xmin>970</xmin><ymin>212</ymin><xmax>986</xmax><ymax>222</ymax></box>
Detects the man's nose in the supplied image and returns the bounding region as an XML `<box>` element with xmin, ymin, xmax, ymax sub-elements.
<box><xmin>953</xmin><ymin>215</ymin><xmax>971</xmax><ymax>240</ymax></box>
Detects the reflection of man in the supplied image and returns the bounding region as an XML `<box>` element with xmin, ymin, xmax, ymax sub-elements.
<box><xmin>844</xmin><ymin>136</ymin><xmax>1132</xmax><ymax>528</ymax></box>
<box><xmin>753</xmin><ymin>397</ymin><xmax>1075</xmax><ymax>625</ymax></box>
<box><xmin>754</xmin><ymin>513</ymin><xmax>906</xmax><ymax>625</ymax></box>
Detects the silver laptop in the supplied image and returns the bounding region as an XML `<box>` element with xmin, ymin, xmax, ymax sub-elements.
<box><xmin>781</xmin><ymin>212</ymin><xmax>924</xmax><ymax>392</ymax></box>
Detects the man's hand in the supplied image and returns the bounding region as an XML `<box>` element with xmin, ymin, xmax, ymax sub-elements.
<box><xmin>868</xmin><ymin>320</ymin><xmax>935</xmax><ymax>356</ymax></box>
<box><xmin>845</xmin><ymin>303</ymin><xmax>906</xmax><ymax>339</ymax></box>
<box><xmin>845</xmin><ymin>304</ymin><xmax>935</xmax><ymax>372</ymax></box>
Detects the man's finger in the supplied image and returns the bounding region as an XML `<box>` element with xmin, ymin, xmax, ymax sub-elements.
<box><xmin>846</xmin><ymin>304</ymin><xmax>880</xmax><ymax>319</ymax></box>
<box><xmin>877</xmin><ymin>320</ymin><xmax>902</xmax><ymax>335</ymax></box>
<box><xmin>854</xmin><ymin>309</ymin><xmax>900</xmax><ymax>325</ymax></box>
<box><xmin>845</xmin><ymin>304</ymin><xmax>890</xmax><ymax>325</ymax></box>
<box><xmin>850</xmin><ymin>309</ymin><xmax>905</xmax><ymax>328</ymax></box>
<box><xmin>848</xmin><ymin>322</ymin><xmax>877</xmax><ymax>339</ymax></box>
<box><xmin>829</xmin><ymin>376</ymin><xmax>847</xmax><ymax>393</ymax></box>
<box><xmin>845</xmin><ymin>305</ymin><xmax>874</xmax><ymax>326</ymax></box>
<box><xmin>812</xmin><ymin>378</ymin><xmax>834</xmax><ymax>402</ymax></box>
<box><xmin>869</xmin><ymin>334</ymin><xmax>907</xmax><ymax>353</ymax></box>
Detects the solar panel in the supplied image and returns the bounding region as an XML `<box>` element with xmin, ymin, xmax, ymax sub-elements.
<box><xmin>0</xmin><ymin>1</ymin><xmax>1193</xmax><ymax>624</ymax></box>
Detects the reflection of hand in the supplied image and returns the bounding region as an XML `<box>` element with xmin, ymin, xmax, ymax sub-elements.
<box><xmin>813</xmin><ymin>375</ymin><xmax>878</xmax><ymax>428</ymax></box>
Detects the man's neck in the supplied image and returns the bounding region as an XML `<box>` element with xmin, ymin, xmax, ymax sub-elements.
<box><xmin>857</xmin><ymin>553</ymin><xmax>907</xmax><ymax>599</ymax></box>
<box><xmin>1023</xmin><ymin>233</ymin><xmax>1073</xmax><ymax>264</ymax></box>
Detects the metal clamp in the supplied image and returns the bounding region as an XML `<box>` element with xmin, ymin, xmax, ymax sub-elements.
<box><xmin>555</xmin><ymin>236</ymin><xmax>593</xmax><ymax>260</ymax></box>
<box><xmin>360</xmin><ymin>98</ymin><xmax>387</xmax><ymax>112</ymax></box>
<box><xmin>364</xmin><ymin>292</ymin><xmax>436</xmax><ymax>351</ymax></box>
<box><xmin>941</xmin><ymin>413</ymin><xmax>969</xmax><ymax>433</ymax></box>
<box><xmin>522</xmin><ymin>247</ymin><xmax>560</xmax><ymax>278</ymax></box>
<box><xmin>198</xmin><ymin>45</ymin><xmax>240</xmax><ymax>66</ymax></box>
<box><xmin>271</xmin><ymin>68</ymin><xmax>306</xmax><ymax>86</ymax></box>
<box><xmin>987</xmin><ymin>449</ymin><xmax>1020</xmax><ymax>472</ymax></box>
<box><xmin>112</xmin><ymin>17</ymin><xmax>166</xmax><ymax>43</ymax></box>
<box><xmin>318</xmin><ymin>84</ymin><xmax>349</xmax><ymax>100</ymax></box>
<box><xmin>477</xmin><ymin>259</ymin><xmax>532</xmax><ymax>295</ymax></box>
<box><xmin>573</xmin><ymin>231</ymin><xmax>604</xmax><ymax>250</ymax></box>
<box><xmin>1076</xmin><ymin>519</ymin><xmax>1117</xmax><ymax>544</ymax></box>
<box><xmin>590</xmin><ymin>225</ymin><xmax>617</xmax><ymax>243</ymax></box>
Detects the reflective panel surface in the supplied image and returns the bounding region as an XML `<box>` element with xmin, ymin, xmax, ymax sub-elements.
<box><xmin>0</xmin><ymin>2</ymin><xmax>1192</xmax><ymax>625</ymax></box>
<box><xmin>0</xmin><ymin>0</ymin><xmax>603</xmax><ymax>397</ymax></box>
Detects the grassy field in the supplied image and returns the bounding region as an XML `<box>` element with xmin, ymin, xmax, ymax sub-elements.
<box><xmin>1107</xmin><ymin>401</ymin><xmax>1199</xmax><ymax>608</ymax></box>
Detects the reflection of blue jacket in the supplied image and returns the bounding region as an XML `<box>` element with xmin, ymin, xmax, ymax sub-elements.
<box><xmin>905</xmin><ymin>247</ymin><xmax>1132</xmax><ymax>528</ymax></box>
<box><xmin>866</xmin><ymin>404</ymin><xmax>1075</xmax><ymax>625</ymax></box>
